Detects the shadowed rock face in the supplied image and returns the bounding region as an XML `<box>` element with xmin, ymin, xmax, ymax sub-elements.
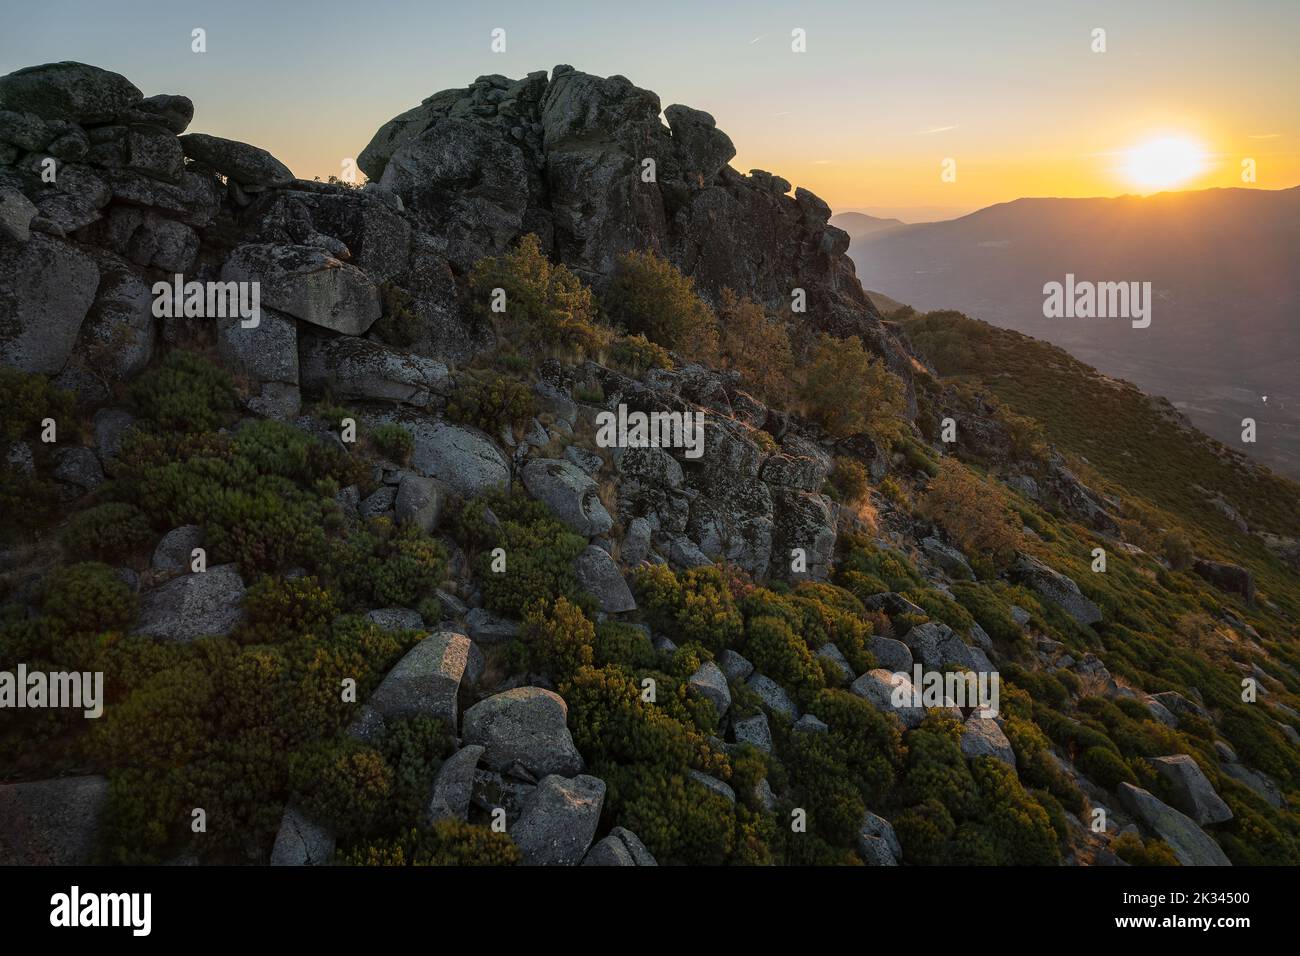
<box><xmin>355</xmin><ymin>65</ymin><xmax>908</xmax><ymax>378</ymax></box>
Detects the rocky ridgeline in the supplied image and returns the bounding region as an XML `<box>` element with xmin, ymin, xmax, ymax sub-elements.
<box><xmin>0</xmin><ymin>62</ymin><xmax>1269</xmax><ymax>867</ymax></box>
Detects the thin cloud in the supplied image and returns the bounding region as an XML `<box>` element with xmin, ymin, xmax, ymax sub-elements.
<box><xmin>749</xmin><ymin>35</ymin><xmax>764</xmax><ymax>44</ymax></box>
<box><xmin>918</xmin><ymin>125</ymin><xmax>958</xmax><ymax>135</ymax></box>
<box><xmin>1248</xmin><ymin>132</ymin><xmax>1281</xmax><ymax>139</ymax></box>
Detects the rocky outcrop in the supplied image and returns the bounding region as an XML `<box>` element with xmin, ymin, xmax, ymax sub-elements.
<box><xmin>368</xmin><ymin>631</ymin><xmax>471</xmax><ymax>727</ymax></box>
<box><xmin>1192</xmin><ymin>559</ymin><xmax>1255</xmax><ymax>603</ymax></box>
<box><xmin>512</xmin><ymin>773</ymin><xmax>606</xmax><ymax>866</ymax></box>
<box><xmin>269</xmin><ymin>806</ymin><xmax>335</xmax><ymax>866</ymax></box>
<box><xmin>1118</xmin><ymin>783</ymin><xmax>1231</xmax><ymax>866</ymax></box>
<box><xmin>461</xmin><ymin>687</ymin><xmax>584</xmax><ymax>778</ymax></box>
<box><xmin>1150</xmin><ymin>754</ymin><xmax>1233</xmax><ymax>825</ymax></box>
<box><xmin>582</xmin><ymin>826</ymin><xmax>657</xmax><ymax>866</ymax></box>
<box><xmin>1014</xmin><ymin>554</ymin><xmax>1102</xmax><ymax>626</ymax></box>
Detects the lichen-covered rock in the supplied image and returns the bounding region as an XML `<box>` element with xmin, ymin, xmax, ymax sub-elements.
<box><xmin>151</xmin><ymin>525</ymin><xmax>203</xmax><ymax>572</ymax></box>
<box><xmin>221</xmin><ymin>243</ymin><xmax>380</xmax><ymax>335</ymax></box>
<box><xmin>377</xmin><ymin>414</ymin><xmax>508</xmax><ymax>497</ymax></box>
<box><xmin>573</xmin><ymin>544</ymin><xmax>635</xmax><ymax>613</ymax></box>
<box><xmin>901</xmin><ymin>621</ymin><xmax>980</xmax><ymax>671</ymax></box>
<box><xmin>462</xmin><ymin>687</ymin><xmax>584</xmax><ymax>778</ymax></box>
<box><xmin>300</xmin><ymin>333</ymin><xmax>449</xmax><ymax>406</ymax></box>
<box><xmin>960</xmin><ymin>716</ymin><xmax>1016</xmax><ymax>766</ymax></box>
<box><xmin>0</xmin><ymin>61</ymin><xmax>141</xmax><ymax>123</ymax></box>
<box><xmin>426</xmin><ymin>744</ymin><xmax>484</xmax><ymax>823</ymax></box>
<box><xmin>687</xmin><ymin>659</ymin><xmax>730</xmax><ymax>718</ymax></box>
<box><xmin>394</xmin><ymin>474</ymin><xmax>447</xmax><ymax>534</ymax></box>
<box><xmin>747</xmin><ymin>673</ymin><xmax>799</xmax><ymax>720</ymax></box>
<box><xmin>1014</xmin><ymin>553</ymin><xmax>1102</xmax><ymax>626</ymax></box>
<box><xmin>851</xmin><ymin>669</ymin><xmax>925</xmax><ymax>729</ymax></box>
<box><xmin>582</xmin><ymin>826</ymin><xmax>657</xmax><ymax>866</ymax></box>
<box><xmin>1118</xmin><ymin>783</ymin><xmax>1231</xmax><ymax>866</ymax></box>
<box><xmin>368</xmin><ymin>631</ymin><xmax>470</xmax><ymax>728</ymax></box>
<box><xmin>132</xmin><ymin>564</ymin><xmax>245</xmax><ymax>641</ymax></box>
<box><xmin>522</xmin><ymin>458</ymin><xmax>613</xmax><ymax>537</ymax></box>
<box><xmin>0</xmin><ymin>234</ymin><xmax>98</xmax><ymax>374</ymax></box>
<box><xmin>870</xmin><ymin>636</ymin><xmax>913</xmax><ymax>674</ymax></box>
<box><xmin>179</xmin><ymin>133</ymin><xmax>294</xmax><ymax>187</ymax></box>
<box><xmin>512</xmin><ymin>773</ymin><xmax>606</xmax><ymax>866</ymax></box>
<box><xmin>1151</xmin><ymin>754</ymin><xmax>1233</xmax><ymax>825</ymax></box>
<box><xmin>269</xmin><ymin>806</ymin><xmax>335</xmax><ymax>866</ymax></box>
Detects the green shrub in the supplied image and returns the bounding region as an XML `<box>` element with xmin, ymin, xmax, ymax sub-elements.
<box><xmin>593</xmin><ymin>621</ymin><xmax>658</xmax><ymax>669</ymax></box>
<box><xmin>39</xmin><ymin>562</ymin><xmax>137</xmax><ymax>633</ymax></box>
<box><xmin>456</xmin><ymin>491</ymin><xmax>588</xmax><ymax>618</ymax></box>
<box><xmin>372</xmin><ymin>283</ymin><xmax>420</xmax><ymax>348</ymax></box>
<box><xmin>602</xmin><ymin>249</ymin><xmax>718</xmax><ymax>355</ymax></box>
<box><xmin>237</xmin><ymin>575</ymin><xmax>339</xmax><ymax>645</ymax></box>
<box><xmin>609</xmin><ymin>333</ymin><xmax>673</xmax><ymax>375</ymax></box>
<box><xmin>1112</xmin><ymin>831</ymin><xmax>1181</xmax><ymax>866</ymax></box>
<box><xmin>129</xmin><ymin>351</ymin><xmax>237</xmax><ymax>433</ymax></box>
<box><xmin>523</xmin><ymin>596</ymin><xmax>595</xmax><ymax>683</ymax></box>
<box><xmin>894</xmin><ymin>798</ymin><xmax>956</xmax><ymax>864</ymax></box>
<box><xmin>635</xmin><ymin>564</ymin><xmax>743</xmax><ymax>653</ymax></box>
<box><xmin>340</xmin><ymin>821</ymin><xmax>521</xmax><ymax>865</ymax></box>
<box><xmin>827</xmin><ymin>457</ymin><xmax>870</xmax><ymax>504</ymax></box>
<box><xmin>798</xmin><ymin>334</ymin><xmax>906</xmax><ymax>440</ymax></box>
<box><xmin>446</xmin><ymin>371</ymin><xmax>534</xmax><ymax>436</ymax></box>
<box><xmin>1078</xmin><ymin>745</ymin><xmax>1136</xmax><ymax>790</ymax></box>
<box><xmin>326</xmin><ymin>518</ymin><xmax>448</xmax><ymax>610</ymax></box>
<box><xmin>0</xmin><ymin>368</ymin><xmax>74</xmax><ymax>442</ymax></box>
<box><xmin>61</xmin><ymin>502</ymin><xmax>153</xmax><ymax>561</ymax></box>
<box><xmin>469</xmin><ymin>234</ymin><xmax>607</xmax><ymax>356</ymax></box>
<box><xmin>372</xmin><ymin>423</ymin><xmax>414</xmax><ymax>465</ymax></box>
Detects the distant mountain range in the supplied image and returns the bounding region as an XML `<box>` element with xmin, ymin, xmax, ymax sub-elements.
<box><xmin>845</xmin><ymin>187</ymin><xmax>1300</xmax><ymax>478</ymax></box>
<box><xmin>829</xmin><ymin>211</ymin><xmax>906</xmax><ymax>240</ymax></box>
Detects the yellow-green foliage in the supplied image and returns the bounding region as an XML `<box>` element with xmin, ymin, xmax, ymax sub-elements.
<box><xmin>798</xmin><ymin>334</ymin><xmax>907</xmax><ymax>440</ymax></box>
<box><xmin>469</xmin><ymin>233</ymin><xmax>607</xmax><ymax>356</ymax></box>
<box><xmin>635</xmin><ymin>563</ymin><xmax>743</xmax><ymax>653</ymax></box>
<box><xmin>340</xmin><ymin>821</ymin><xmax>521</xmax><ymax>866</ymax></box>
<box><xmin>602</xmin><ymin>249</ymin><xmax>718</xmax><ymax>355</ymax></box>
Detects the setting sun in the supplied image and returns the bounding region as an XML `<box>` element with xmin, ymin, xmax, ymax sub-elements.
<box><xmin>1121</xmin><ymin>136</ymin><xmax>1208</xmax><ymax>191</ymax></box>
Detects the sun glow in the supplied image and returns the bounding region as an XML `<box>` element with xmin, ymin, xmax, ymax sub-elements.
<box><xmin>1120</xmin><ymin>136</ymin><xmax>1208</xmax><ymax>191</ymax></box>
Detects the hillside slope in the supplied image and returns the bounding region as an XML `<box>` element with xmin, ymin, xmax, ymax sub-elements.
<box><xmin>1</xmin><ymin>61</ymin><xmax>1297</xmax><ymax>869</ymax></box>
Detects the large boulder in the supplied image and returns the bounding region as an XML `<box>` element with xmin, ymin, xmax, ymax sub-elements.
<box><xmin>1117</xmin><ymin>783</ymin><xmax>1231</xmax><ymax>866</ymax></box>
<box><xmin>1014</xmin><ymin>554</ymin><xmax>1102</xmax><ymax>627</ymax></box>
<box><xmin>178</xmin><ymin>133</ymin><xmax>294</xmax><ymax>187</ymax></box>
<box><xmin>425</xmin><ymin>744</ymin><xmax>484</xmax><ymax>823</ymax></box>
<box><xmin>512</xmin><ymin>773</ymin><xmax>606</xmax><ymax>866</ymax></box>
<box><xmin>394</xmin><ymin>474</ymin><xmax>447</xmax><ymax>534</ymax></box>
<box><xmin>216</xmin><ymin>307</ymin><xmax>298</xmax><ymax>389</ymax></box>
<box><xmin>376</xmin><ymin>414</ymin><xmax>508</xmax><ymax>497</ymax></box>
<box><xmin>368</xmin><ymin>631</ymin><xmax>470</xmax><ymax>728</ymax></box>
<box><xmin>1151</xmin><ymin>754</ymin><xmax>1233</xmax><ymax>825</ymax></box>
<box><xmin>521</xmin><ymin>458</ymin><xmax>613</xmax><ymax>537</ymax></box>
<box><xmin>221</xmin><ymin>243</ymin><xmax>381</xmax><ymax>335</ymax></box>
<box><xmin>0</xmin><ymin>775</ymin><xmax>108</xmax><ymax>864</ymax></box>
<box><xmin>54</xmin><ymin>257</ymin><xmax>156</xmax><ymax>400</ymax></box>
<box><xmin>960</xmin><ymin>717</ymin><xmax>1016</xmax><ymax>767</ymax></box>
<box><xmin>870</xmin><ymin>636</ymin><xmax>913</xmax><ymax>673</ymax></box>
<box><xmin>462</xmin><ymin>687</ymin><xmax>584</xmax><ymax>778</ymax></box>
<box><xmin>573</xmin><ymin>544</ymin><xmax>635</xmax><ymax>613</ymax></box>
<box><xmin>1192</xmin><ymin>559</ymin><xmax>1256</xmax><ymax>603</ymax></box>
<box><xmin>269</xmin><ymin>806</ymin><xmax>335</xmax><ymax>866</ymax></box>
<box><xmin>664</xmin><ymin>104</ymin><xmax>735</xmax><ymax>185</ymax></box>
<box><xmin>901</xmin><ymin>621</ymin><xmax>980</xmax><ymax>672</ymax></box>
<box><xmin>856</xmin><ymin>811</ymin><xmax>901</xmax><ymax>866</ymax></box>
<box><xmin>299</xmin><ymin>333</ymin><xmax>449</xmax><ymax>407</ymax></box>
<box><xmin>131</xmin><ymin>564</ymin><xmax>245</xmax><ymax>641</ymax></box>
<box><xmin>582</xmin><ymin>826</ymin><xmax>657</xmax><ymax>866</ymax></box>
<box><xmin>0</xmin><ymin>62</ymin><xmax>141</xmax><ymax>123</ymax></box>
<box><xmin>0</xmin><ymin>234</ymin><xmax>98</xmax><ymax>374</ymax></box>
<box><xmin>851</xmin><ymin>669</ymin><xmax>925</xmax><ymax>728</ymax></box>
<box><xmin>687</xmin><ymin>659</ymin><xmax>731</xmax><ymax>718</ymax></box>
